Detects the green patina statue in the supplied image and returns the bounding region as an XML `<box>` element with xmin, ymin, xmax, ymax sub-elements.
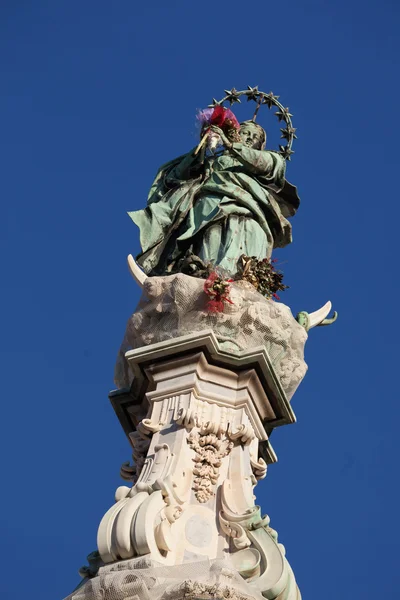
<box><xmin>129</xmin><ymin>92</ymin><xmax>300</xmax><ymax>277</ymax></box>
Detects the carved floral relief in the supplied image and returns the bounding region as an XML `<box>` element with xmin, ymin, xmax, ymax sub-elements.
<box><xmin>188</xmin><ymin>431</ymin><xmax>233</xmax><ymax>503</ymax></box>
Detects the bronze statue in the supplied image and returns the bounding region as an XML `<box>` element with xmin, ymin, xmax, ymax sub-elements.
<box><xmin>129</xmin><ymin>88</ymin><xmax>300</xmax><ymax>277</ymax></box>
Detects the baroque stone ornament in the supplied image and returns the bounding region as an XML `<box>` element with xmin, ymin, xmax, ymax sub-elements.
<box><xmin>63</xmin><ymin>86</ymin><xmax>336</xmax><ymax>600</ymax></box>
<box><xmin>188</xmin><ymin>431</ymin><xmax>234</xmax><ymax>503</ymax></box>
<box><xmin>162</xmin><ymin>579</ymin><xmax>253</xmax><ymax>600</ymax></box>
<box><xmin>83</xmin><ymin>337</ymin><xmax>303</xmax><ymax>600</ymax></box>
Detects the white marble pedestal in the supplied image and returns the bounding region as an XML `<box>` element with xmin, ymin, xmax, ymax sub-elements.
<box><xmin>66</xmin><ymin>331</ymin><xmax>301</xmax><ymax>600</ymax></box>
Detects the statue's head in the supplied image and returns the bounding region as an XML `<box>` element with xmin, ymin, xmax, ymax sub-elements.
<box><xmin>239</xmin><ymin>121</ymin><xmax>266</xmax><ymax>150</ymax></box>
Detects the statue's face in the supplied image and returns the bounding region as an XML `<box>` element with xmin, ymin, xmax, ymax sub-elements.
<box><xmin>239</xmin><ymin>123</ymin><xmax>265</xmax><ymax>149</ymax></box>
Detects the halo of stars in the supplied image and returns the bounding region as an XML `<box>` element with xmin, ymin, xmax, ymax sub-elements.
<box><xmin>209</xmin><ymin>86</ymin><xmax>297</xmax><ymax>161</ymax></box>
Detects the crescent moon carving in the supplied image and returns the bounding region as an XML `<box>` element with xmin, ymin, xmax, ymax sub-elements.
<box><xmin>127</xmin><ymin>254</ymin><xmax>147</xmax><ymax>288</ymax></box>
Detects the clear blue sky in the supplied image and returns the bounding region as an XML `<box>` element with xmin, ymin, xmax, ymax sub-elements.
<box><xmin>1</xmin><ymin>1</ymin><xmax>399</xmax><ymax>598</ymax></box>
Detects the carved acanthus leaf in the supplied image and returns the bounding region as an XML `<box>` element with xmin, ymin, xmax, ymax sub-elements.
<box><xmin>250</xmin><ymin>454</ymin><xmax>268</xmax><ymax>480</ymax></box>
<box><xmin>229</xmin><ymin>423</ymin><xmax>255</xmax><ymax>445</ymax></box>
<box><xmin>137</xmin><ymin>418</ymin><xmax>163</xmax><ymax>434</ymax></box>
<box><xmin>219</xmin><ymin>512</ymin><xmax>251</xmax><ymax>549</ymax></box>
<box><xmin>176</xmin><ymin>406</ymin><xmax>198</xmax><ymax>429</ymax></box>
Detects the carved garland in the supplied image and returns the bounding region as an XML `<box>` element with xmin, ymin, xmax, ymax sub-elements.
<box><xmin>188</xmin><ymin>431</ymin><xmax>233</xmax><ymax>503</ymax></box>
<box><xmin>162</xmin><ymin>580</ymin><xmax>254</xmax><ymax>600</ymax></box>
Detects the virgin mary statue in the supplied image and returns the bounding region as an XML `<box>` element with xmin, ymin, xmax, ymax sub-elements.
<box><xmin>128</xmin><ymin>120</ymin><xmax>300</xmax><ymax>276</ymax></box>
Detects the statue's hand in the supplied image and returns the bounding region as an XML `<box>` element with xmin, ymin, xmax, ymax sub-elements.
<box><xmin>209</xmin><ymin>125</ymin><xmax>233</xmax><ymax>149</ymax></box>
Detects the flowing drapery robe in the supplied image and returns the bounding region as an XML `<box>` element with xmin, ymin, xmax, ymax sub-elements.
<box><xmin>129</xmin><ymin>143</ymin><xmax>300</xmax><ymax>275</ymax></box>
